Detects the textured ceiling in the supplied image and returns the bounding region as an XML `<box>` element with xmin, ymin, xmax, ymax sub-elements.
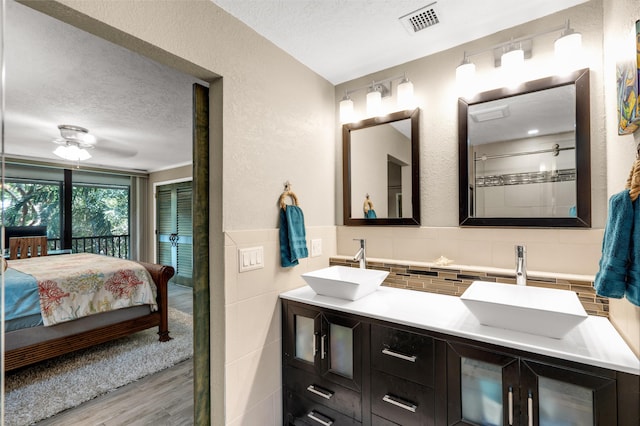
<box><xmin>211</xmin><ymin>0</ymin><xmax>588</xmax><ymax>84</ymax></box>
<box><xmin>4</xmin><ymin>0</ymin><xmax>205</xmax><ymax>173</ymax></box>
<box><xmin>4</xmin><ymin>0</ymin><xmax>587</xmax><ymax>172</ymax></box>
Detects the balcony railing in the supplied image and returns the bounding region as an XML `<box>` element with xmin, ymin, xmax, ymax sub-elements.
<box><xmin>48</xmin><ymin>234</ymin><xmax>130</xmax><ymax>259</ymax></box>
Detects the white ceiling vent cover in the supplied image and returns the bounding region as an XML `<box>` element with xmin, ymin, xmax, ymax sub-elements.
<box><xmin>399</xmin><ymin>2</ymin><xmax>441</xmax><ymax>35</ymax></box>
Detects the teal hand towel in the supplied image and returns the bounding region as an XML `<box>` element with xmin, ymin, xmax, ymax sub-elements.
<box><xmin>595</xmin><ymin>190</ymin><xmax>633</xmax><ymax>299</ymax></box>
<box><xmin>366</xmin><ymin>209</ymin><xmax>377</xmax><ymax>219</ymax></box>
<box><xmin>626</xmin><ymin>196</ymin><xmax>640</xmax><ymax>306</ymax></box>
<box><xmin>279</xmin><ymin>205</ymin><xmax>308</xmax><ymax>267</ymax></box>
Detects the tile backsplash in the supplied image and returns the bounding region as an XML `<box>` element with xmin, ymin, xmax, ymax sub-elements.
<box><xmin>329</xmin><ymin>257</ymin><xmax>608</xmax><ymax>318</ymax></box>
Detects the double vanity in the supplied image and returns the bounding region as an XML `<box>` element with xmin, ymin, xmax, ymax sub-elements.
<box><xmin>280</xmin><ymin>267</ymin><xmax>639</xmax><ymax>425</ymax></box>
<box><xmin>293</xmin><ymin>66</ymin><xmax>639</xmax><ymax>425</ymax></box>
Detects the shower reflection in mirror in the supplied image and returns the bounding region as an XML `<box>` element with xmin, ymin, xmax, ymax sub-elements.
<box><xmin>459</xmin><ymin>68</ymin><xmax>591</xmax><ymax>227</ymax></box>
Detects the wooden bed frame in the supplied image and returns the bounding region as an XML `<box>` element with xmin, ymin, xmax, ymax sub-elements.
<box><xmin>5</xmin><ymin>261</ymin><xmax>175</xmax><ymax>371</ymax></box>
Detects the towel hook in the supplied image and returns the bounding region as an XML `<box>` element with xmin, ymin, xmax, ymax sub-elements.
<box><xmin>279</xmin><ymin>181</ymin><xmax>299</xmax><ymax>210</ymax></box>
<box><xmin>625</xmin><ymin>155</ymin><xmax>640</xmax><ymax>202</ymax></box>
<box><xmin>363</xmin><ymin>194</ymin><xmax>374</xmax><ymax>213</ymax></box>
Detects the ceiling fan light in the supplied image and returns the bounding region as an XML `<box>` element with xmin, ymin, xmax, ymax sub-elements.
<box><xmin>53</xmin><ymin>144</ymin><xmax>92</xmax><ymax>161</ymax></box>
<box><xmin>58</xmin><ymin>124</ymin><xmax>90</xmax><ymax>142</ymax></box>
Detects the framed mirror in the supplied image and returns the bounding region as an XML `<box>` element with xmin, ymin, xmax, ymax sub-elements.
<box><xmin>458</xmin><ymin>68</ymin><xmax>591</xmax><ymax>227</ymax></box>
<box><xmin>343</xmin><ymin>108</ymin><xmax>420</xmax><ymax>226</ymax></box>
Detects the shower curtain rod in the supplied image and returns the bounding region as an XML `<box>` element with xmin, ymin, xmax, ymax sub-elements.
<box><xmin>474</xmin><ymin>144</ymin><xmax>574</xmax><ymax>161</ymax></box>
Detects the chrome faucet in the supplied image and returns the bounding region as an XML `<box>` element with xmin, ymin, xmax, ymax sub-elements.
<box><xmin>515</xmin><ymin>245</ymin><xmax>527</xmax><ymax>286</ymax></box>
<box><xmin>353</xmin><ymin>238</ymin><xmax>366</xmax><ymax>269</ymax></box>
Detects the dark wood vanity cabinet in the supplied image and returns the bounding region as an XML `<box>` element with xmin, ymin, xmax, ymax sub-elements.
<box><xmin>446</xmin><ymin>340</ymin><xmax>637</xmax><ymax>426</ymax></box>
<box><xmin>282</xmin><ymin>299</ymin><xmax>639</xmax><ymax>426</ymax></box>
<box><xmin>283</xmin><ymin>301</ymin><xmax>366</xmax><ymax>425</ymax></box>
<box><xmin>370</xmin><ymin>324</ymin><xmax>443</xmax><ymax>425</ymax></box>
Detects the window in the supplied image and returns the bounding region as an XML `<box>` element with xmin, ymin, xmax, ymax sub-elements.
<box><xmin>2</xmin><ymin>164</ymin><xmax>134</xmax><ymax>258</ymax></box>
<box><xmin>72</xmin><ymin>183</ymin><xmax>130</xmax><ymax>258</ymax></box>
<box><xmin>1</xmin><ymin>179</ymin><xmax>62</xmax><ymax>244</ymax></box>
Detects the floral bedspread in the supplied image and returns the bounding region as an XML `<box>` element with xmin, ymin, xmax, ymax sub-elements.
<box><xmin>8</xmin><ymin>253</ymin><xmax>157</xmax><ymax>326</ymax></box>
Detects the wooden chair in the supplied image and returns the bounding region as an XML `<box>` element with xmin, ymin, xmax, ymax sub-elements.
<box><xmin>9</xmin><ymin>236</ymin><xmax>48</xmax><ymax>259</ymax></box>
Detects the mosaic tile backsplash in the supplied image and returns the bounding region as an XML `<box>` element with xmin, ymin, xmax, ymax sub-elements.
<box><xmin>329</xmin><ymin>257</ymin><xmax>608</xmax><ymax>318</ymax></box>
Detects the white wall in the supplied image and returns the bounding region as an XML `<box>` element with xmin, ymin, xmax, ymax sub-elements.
<box><xmin>602</xmin><ymin>0</ymin><xmax>640</xmax><ymax>356</ymax></box>
<box><xmin>335</xmin><ymin>1</ymin><xmax>607</xmax><ymax>274</ymax></box>
<box><xmin>31</xmin><ymin>1</ymin><xmax>337</xmax><ymax>424</ymax></box>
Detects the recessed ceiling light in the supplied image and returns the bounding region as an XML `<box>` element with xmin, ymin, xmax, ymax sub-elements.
<box><xmin>528</xmin><ymin>129</ymin><xmax>539</xmax><ymax>135</ymax></box>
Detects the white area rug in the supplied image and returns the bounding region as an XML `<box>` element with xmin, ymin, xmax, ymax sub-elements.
<box><xmin>4</xmin><ymin>308</ymin><xmax>193</xmax><ymax>426</ymax></box>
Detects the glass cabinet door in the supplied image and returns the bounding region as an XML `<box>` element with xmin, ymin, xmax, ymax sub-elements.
<box><xmin>320</xmin><ymin>311</ymin><xmax>363</xmax><ymax>392</ymax></box>
<box><xmin>520</xmin><ymin>360</ymin><xmax>617</xmax><ymax>426</ymax></box>
<box><xmin>447</xmin><ymin>342</ymin><xmax>520</xmax><ymax>426</ymax></box>
<box><xmin>285</xmin><ymin>304</ymin><xmax>322</xmax><ymax>375</ymax></box>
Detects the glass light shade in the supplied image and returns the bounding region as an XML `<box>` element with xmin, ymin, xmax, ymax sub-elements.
<box><xmin>396</xmin><ymin>79</ymin><xmax>414</xmax><ymax>109</ymax></box>
<box><xmin>53</xmin><ymin>145</ymin><xmax>92</xmax><ymax>161</ymax></box>
<box><xmin>554</xmin><ymin>32</ymin><xmax>582</xmax><ymax>72</ymax></box>
<box><xmin>366</xmin><ymin>89</ymin><xmax>382</xmax><ymax>116</ymax></box>
<box><xmin>456</xmin><ymin>62</ymin><xmax>476</xmax><ymax>97</ymax></box>
<box><xmin>456</xmin><ymin>61</ymin><xmax>476</xmax><ymax>82</ymax></box>
<box><xmin>501</xmin><ymin>48</ymin><xmax>525</xmax><ymax>87</ymax></box>
<box><xmin>339</xmin><ymin>96</ymin><xmax>354</xmax><ymax>123</ymax></box>
<box><xmin>501</xmin><ymin>48</ymin><xmax>525</xmax><ymax>73</ymax></box>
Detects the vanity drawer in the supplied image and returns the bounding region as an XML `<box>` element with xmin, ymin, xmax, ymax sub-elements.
<box><xmin>371</xmin><ymin>324</ymin><xmax>434</xmax><ymax>387</ymax></box>
<box><xmin>371</xmin><ymin>414</ymin><xmax>401</xmax><ymax>425</ymax></box>
<box><xmin>284</xmin><ymin>366</ymin><xmax>362</xmax><ymax>421</ymax></box>
<box><xmin>371</xmin><ymin>370</ymin><xmax>435</xmax><ymax>426</ymax></box>
<box><xmin>285</xmin><ymin>387</ymin><xmax>361</xmax><ymax>426</ymax></box>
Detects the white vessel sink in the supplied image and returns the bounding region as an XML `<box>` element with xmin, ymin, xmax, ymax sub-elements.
<box><xmin>301</xmin><ymin>266</ymin><xmax>389</xmax><ymax>301</ymax></box>
<box><xmin>460</xmin><ymin>281</ymin><xmax>588</xmax><ymax>339</ymax></box>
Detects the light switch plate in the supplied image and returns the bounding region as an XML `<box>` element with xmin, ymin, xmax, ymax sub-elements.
<box><xmin>238</xmin><ymin>246</ymin><xmax>264</xmax><ymax>272</ymax></box>
<box><xmin>311</xmin><ymin>239</ymin><xmax>322</xmax><ymax>257</ymax></box>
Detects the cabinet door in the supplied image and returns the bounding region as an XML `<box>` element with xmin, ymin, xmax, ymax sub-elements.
<box><xmin>520</xmin><ymin>360</ymin><xmax>617</xmax><ymax>426</ymax></box>
<box><xmin>320</xmin><ymin>311</ymin><xmax>363</xmax><ymax>392</ymax></box>
<box><xmin>447</xmin><ymin>342</ymin><xmax>520</xmax><ymax>426</ymax></box>
<box><xmin>285</xmin><ymin>304</ymin><xmax>322</xmax><ymax>375</ymax></box>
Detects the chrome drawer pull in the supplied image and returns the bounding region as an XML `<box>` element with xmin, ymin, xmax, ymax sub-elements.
<box><xmin>307</xmin><ymin>410</ymin><xmax>333</xmax><ymax>426</ymax></box>
<box><xmin>527</xmin><ymin>391</ymin><xmax>533</xmax><ymax>426</ymax></box>
<box><xmin>382</xmin><ymin>394</ymin><xmax>417</xmax><ymax>413</ymax></box>
<box><xmin>321</xmin><ymin>334</ymin><xmax>326</xmax><ymax>360</ymax></box>
<box><xmin>306</xmin><ymin>384</ymin><xmax>334</xmax><ymax>400</ymax></box>
<box><xmin>382</xmin><ymin>348</ymin><xmax>417</xmax><ymax>363</ymax></box>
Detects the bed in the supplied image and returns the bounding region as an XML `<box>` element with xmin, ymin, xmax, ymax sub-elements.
<box><xmin>3</xmin><ymin>253</ymin><xmax>175</xmax><ymax>371</ymax></box>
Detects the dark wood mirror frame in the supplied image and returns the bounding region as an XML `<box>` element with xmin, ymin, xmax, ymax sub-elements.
<box><xmin>458</xmin><ymin>68</ymin><xmax>591</xmax><ymax>227</ymax></box>
<box><xmin>343</xmin><ymin>108</ymin><xmax>421</xmax><ymax>226</ymax></box>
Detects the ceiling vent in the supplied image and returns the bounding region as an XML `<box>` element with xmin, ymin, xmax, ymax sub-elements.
<box><xmin>399</xmin><ymin>2</ymin><xmax>441</xmax><ymax>35</ymax></box>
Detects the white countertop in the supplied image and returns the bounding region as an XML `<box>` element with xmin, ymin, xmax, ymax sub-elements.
<box><xmin>281</xmin><ymin>285</ymin><xmax>640</xmax><ymax>376</ymax></box>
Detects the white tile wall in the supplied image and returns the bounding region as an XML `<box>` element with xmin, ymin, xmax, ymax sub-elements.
<box><xmin>224</xmin><ymin>226</ymin><xmax>336</xmax><ymax>425</ymax></box>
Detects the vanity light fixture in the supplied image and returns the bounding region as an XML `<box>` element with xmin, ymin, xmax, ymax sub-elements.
<box><xmin>396</xmin><ymin>74</ymin><xmax>414</xmax><ymax>109</ymax></box>
<box><xmin>366</xmin><ymin>84</ymin><xmax>383</xmax><ymax>116</ymax></box>
<box><xmin>455</xmin><ymin>20</ymin><xmax>582</xmax><ymax>89</ymax></box>
<box><xmin>339</xmin><ymin>74</ymin><xmax>415</xmax><ymax>123</ymax></box>
<box><xmin>554</xmin><ymin>20</ymin><xmax>582</xmax><ymax>72</ymax></box>
<box><xmin>501</xmin><ymin>43</ymin><xmax>525</xmax><ymax>74</ymax></box>
<box><xmin>339</xmin><ymin>92</ymin><xmax>355</xmax><ymax>123</ymax></box>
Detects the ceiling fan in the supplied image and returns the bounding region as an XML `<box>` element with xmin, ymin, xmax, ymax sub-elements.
<box><xmin>52</xmin><ymin>124</ymin><xmax>97</xmax><ymax>161</ymax></box>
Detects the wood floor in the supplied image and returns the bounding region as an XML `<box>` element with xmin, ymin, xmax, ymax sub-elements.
<box><xmin>34</xmin><ymin>283</ymin><xmax>194</xmax><ymax>425</ymax></box>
